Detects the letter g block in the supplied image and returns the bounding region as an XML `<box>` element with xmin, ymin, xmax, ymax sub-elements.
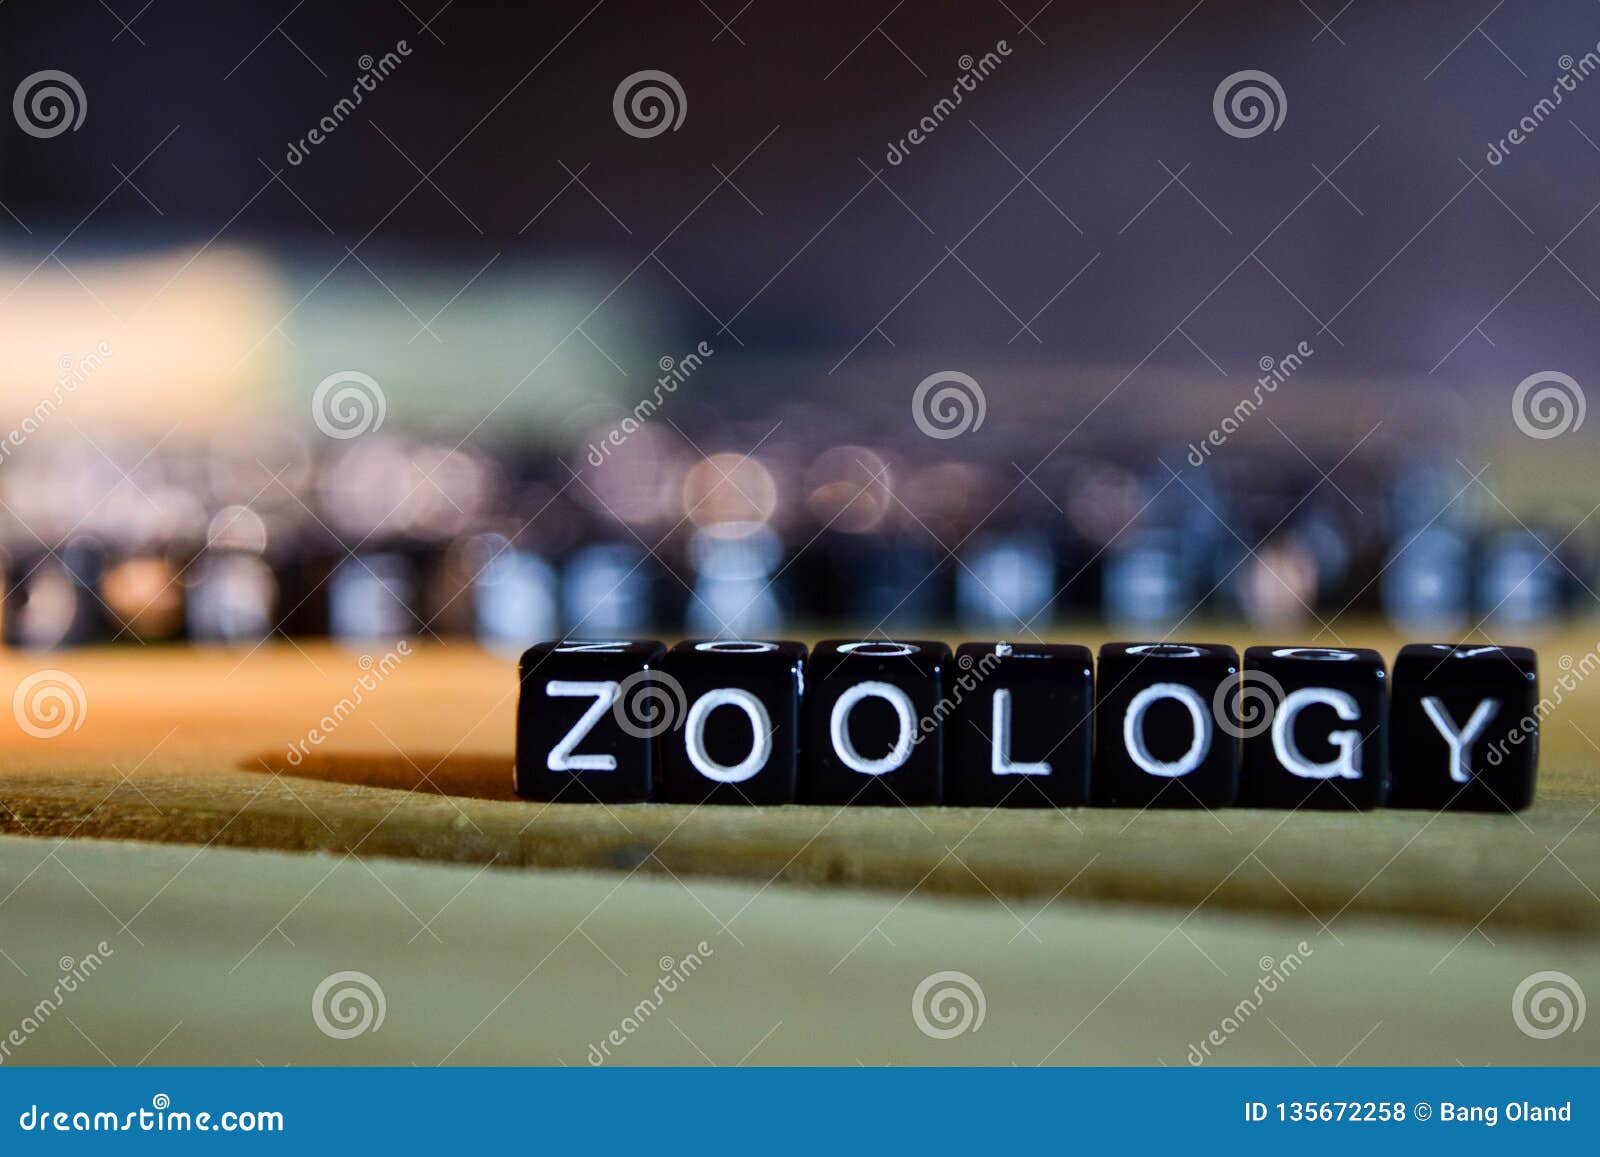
<box><xmin>1239</xmin><ymin>646</ymin><xmax>1389</xmax><ymax>809</ymax></box>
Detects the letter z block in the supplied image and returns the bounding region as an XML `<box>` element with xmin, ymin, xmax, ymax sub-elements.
<box><xmin>515</xmin><ymin>640</ymin><xmax>666</xmax><ymax>803</ymax></box>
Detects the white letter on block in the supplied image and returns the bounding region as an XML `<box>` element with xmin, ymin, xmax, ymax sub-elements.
<box><xmin>1271</xmin><ymin>687</ymin><xmax>1362</xmax><ymax>779</ymax></box>
<box><xmin>546</xmin><ymin>680</ymin><xmax>620</xmax><ymax>771</ymax></box>
<box><xmin>1421</xmin><ymin>697</ymin><xmax>1500</xmax><ymax>784</ymax></box>
<box><xmin>991</xmin><ymin>689</ymin><xmax>1050</xmax><ymax>776</ymax></box>
<box><xmin>830</xmin><ymin>681</ymin><xmax>915</xmax><ymax>776</ymax></box>
<box><xmin>685</xmin><ymin>689</ymin><xmax>772</xmax><ymax>783</ymax></box>
<box><xmin>1123</xmin><ymin>683</ymin><xmax>1211</xmax><ymax>777</ymax></box>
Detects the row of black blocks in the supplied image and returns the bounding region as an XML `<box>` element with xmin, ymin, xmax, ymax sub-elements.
<box><xmin>514</xmin><ymin>640</ymin><xmax>1539</xmax><ymax>811</ymax></box>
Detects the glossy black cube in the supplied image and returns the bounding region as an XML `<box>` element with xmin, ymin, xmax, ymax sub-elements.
<box><xmin>1389</xmin><ymin>643</ymin><xmax>1538</xmax><ymax>811</ymax></box>
<box><xmin>1239</xmin><ymin>646</ymin><xmax>1389</xmax><ymax>810</ymax></box>
<box><xmin>947</xmin><ymin>642</ymin><xmax>1093</xmax><ymax>807</ymax></box>
<box><xmin>515</xmin><ymin>639</ymin><xmax>666</xmax><ymax>803</ymax></box>
<box><xmin>804</xmin><ymin>639</ymin><xmax>949</xmax><ymax>805</ymax></box>
<box><xmin>657</xmin><ymin>640</ymin><xmax>806</xmax><ymax>805</ymax></box>
<box><xmin>1093</xmin><ymin>642</ymin><xmax>1240</xmax><ymax>807</ymax></box>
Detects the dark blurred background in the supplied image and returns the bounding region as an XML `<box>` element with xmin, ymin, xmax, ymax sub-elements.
<box><xmin>0</xmin><ymin>0</ymin><xmax>1596</xmax><ymax>649</ymax></box>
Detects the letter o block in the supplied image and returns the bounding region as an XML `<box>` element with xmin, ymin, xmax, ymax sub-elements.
<box><xmin>804</xmin><ymin>639</ymin><xmax>950</xmax><ymax>805</ymax></box>
<box><xmin>1093</xmin><ymin>643</ymin><xmax>1240</xmax><ymax>807</ymax></box>
<box><xmin>657</xmin><ymin>640</ymin><xmax>806</xmax><ymax>805</ymax></box>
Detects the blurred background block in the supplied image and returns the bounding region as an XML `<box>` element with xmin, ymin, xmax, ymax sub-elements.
<box><xmin>0</xmin><ymin>0</ymin><xmax>1596</xmax><ymax>651</ymax></box>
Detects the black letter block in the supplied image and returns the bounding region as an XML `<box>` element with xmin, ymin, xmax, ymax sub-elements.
<box><xmin>1093</xmin><ymin>643</ymin><xmax>1240</xmax><ymax>807</ymax></box>
<box><xmin>947</xmin><ymin>642</ymin><xmax>1092</xmax><ymax>807</ymax></box>
<box><xmin>804</xmin><ymin>639</ymin><xmax>949</xmax><ymax>805</ymax></box>
<box><xmin>1238</xmin><ymin>646</ymin><xmax>1389</xmax><ymax>810</ymax></box>
<box><xmin>515</xmin><ymin>639</ymin><xmax>666</xmax><ymax>803</ymax></box>
<box><xmin>1389</xmin><ymin>643</ymin><xmax>1538</xmax><ymax>811</ymax></box>
<box><xmin>657</xmin><ymin>640</ymin><xmax>806</xmax><ymax>805</ymax></box>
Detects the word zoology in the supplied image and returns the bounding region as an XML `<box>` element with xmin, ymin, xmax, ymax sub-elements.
<box><xmin>514</xmin><ymin>639</ymin><xmax>1538</xmax><ymax>813</ymax></box>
